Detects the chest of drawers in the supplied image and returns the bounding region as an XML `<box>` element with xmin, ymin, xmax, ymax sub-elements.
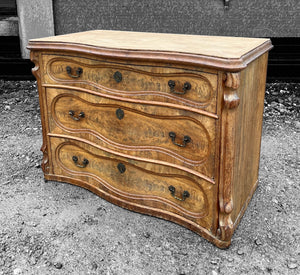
<box><xmin>28</xmin><ymin>30</ymin><xmax>272</xmax><ymax>248</ymax></box>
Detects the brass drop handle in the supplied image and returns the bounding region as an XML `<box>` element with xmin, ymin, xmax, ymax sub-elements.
<box><xmin>69</xmin><ymin>110</ymin><xmax>85</xmax><ymax>121</ymax></box>
<box><xmin>168</xmin><ymin>185</ymin><xmax>190</xmax><ymax>201</ymax></box>
<box><xmin>169</xmin><ymin>132</ymin><xmax>191</xmax><ymax>147</ymax></box>
<box><xmin>168</xmin><ymin>80</ymin><xmax>191</xmax><ymax>95</ymax></box>
<box><xmin>66</xmin><ymin>66</ymin><xmax>83</xmax><ymax>78</ymax></box>
<box><xmin>72</xmin><ymin>156</ymin><xmax>89</xmax><ymax>168</ymax></box>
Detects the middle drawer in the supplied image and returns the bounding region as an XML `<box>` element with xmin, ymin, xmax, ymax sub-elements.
<box><xmin>46</xmin><ymin>87</ymin><xmax>216</xmax><ymax>179</ymax></box>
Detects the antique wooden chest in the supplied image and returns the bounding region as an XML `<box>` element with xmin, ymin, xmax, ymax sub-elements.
<box><xmin>28</xmin><ymin>30</ymin><xmax>272</xmax><ymax>248</ymax></box>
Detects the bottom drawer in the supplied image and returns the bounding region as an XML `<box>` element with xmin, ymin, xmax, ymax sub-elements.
<box><xmin>48</xmin><ymin>136</ymin><xmax>217</xmax><ymax>233</ymax></box>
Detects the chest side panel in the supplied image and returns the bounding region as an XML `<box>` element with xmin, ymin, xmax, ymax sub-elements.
<box><xmin>231</xmin><ymin>53</ymin><xmax>269</xmax><ymax>225</ymax></box>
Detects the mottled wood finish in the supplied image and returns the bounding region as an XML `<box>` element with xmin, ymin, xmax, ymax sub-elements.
<box><xmin>28</xmin><ymin>30</ymin><xmax>272</xmax><ymax>248</ymax></box>
<box><xmin>43</xmin><ymin>54</ymin><xmax>218</xmax><ymax>113</ymax></box>
<box><xmin>30</xmin><ymin>30</ymin><xmax>270</xmax><ymax>59</ymax></box>
<box><xmin>45</xmin><ymin>88</ymin><xmax>216</xmax><ymax>180</ymax></box>
<box><xmin>50</xmin><ymin>137</ymin><xmax>215</xmax><ymax>224</ymax></box>
<box><xmin>28</xmin><ymin>30</ymin><xmax>272</xmax><ymax>71</ymax></box>
<box><xmin>231</xmin><ymin>53</ymin><xmax>269</xmax><ymax>227</ymax></box>
<box><xmin>30</xmin><ymin>51</ymin><xmax>50</xmax><ymax>174</ymax></box>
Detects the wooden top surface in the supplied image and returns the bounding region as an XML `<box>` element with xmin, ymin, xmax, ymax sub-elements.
<box><xmin>28</xmin><ymin>30</ymin><xmax>272</xmax><ymax>71</ymax></box>
<box><xmin>30</xmin><ymin>30</ymin><xmax>271</xmax><ymax>59</ymax></box>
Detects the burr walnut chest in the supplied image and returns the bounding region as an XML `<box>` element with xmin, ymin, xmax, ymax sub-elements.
<box><xmin>28</xmin><ymin>30</ymin><xmax>272</xmax><ymax>248</ymax></box>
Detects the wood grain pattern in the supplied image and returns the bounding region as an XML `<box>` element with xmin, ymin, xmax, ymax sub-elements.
<box><xmin>30</xmin><ymin>30</ymin><xmax>270</xmax><ymax>59</ymax></box>
<box><xmin>28</xmin><ymin>30</ymin><xmax>272</xmax><ymax>248</ymax></box>
<box><xmin>52</xmin><ymin>94</ymin><xmax>211</xmax><ymax>163</ymax></box>
<box><xmin>46</xmin><ymin>87</ymin><xmax>217</xmax><ymax>180</ymax></box>
<box><xmin>217</xmin><ymin>72</ymin><xmax>240</xmax><ymax>242</ymax></box>
<box><xmin>30</xmin><ymin>50</ymin><xmax>50</xmax><ymax>174</ymax></box>
<box><xmin>44</xmin><ymin>55</ymin><xmax>217</xmax><ymax>112</ymax></box>
<box><xmin>231</xmin><ymin>53</ymin><xmax>269</xmax><ymax>226</ymax></box>
<box><xmin>49</xmin><ymin>136</ymin><xmax>217</xmax><ymax>230</ymax></box>
<box><xmin>27</xmin><ymin>31</ymin><xmax>273</xmax><ymax>71</ymax></box>
<box><xmin>57</xmin><ymin>141</ymin><xmax>209</xmax><ymax>217</ymax></box>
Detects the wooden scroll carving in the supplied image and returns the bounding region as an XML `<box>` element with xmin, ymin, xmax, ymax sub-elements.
<box><xmin>30</xmin><ymin>51</ymin><xmax>50</xmax><ymax>174</ymax></box>
<box><xmin>217</xmin><ymin>72</ymin><xmax>240</xmax><ymax>243</ymax></box>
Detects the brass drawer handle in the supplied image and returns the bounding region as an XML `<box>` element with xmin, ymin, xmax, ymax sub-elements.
<box><xmin>168</xmin><ymin>132</ymin><xmax>191</xmax><ymax>147</ymax></box>
<box><xmin>66</xmin><ymin>66</ymin><xmax>83</xmax><ymax>78</ymax></box>
<box><xmin>72</xmin><ymin>156</ymin><xmax>89</xmax><ymax>168</ymax></box>
<box><xmin>168</xmin><ymin>80</ymin><xmax>191</xmax><ymax>95</ymax></box>
<box><xmin>168</xmin><ymin>185</ymin><xmax>190</xmax><ymax>201</ymax></box>
<box><xmin>69</xmin><ymin>110</ymin><xmax>85</xmax><ymax>121</ymax></box>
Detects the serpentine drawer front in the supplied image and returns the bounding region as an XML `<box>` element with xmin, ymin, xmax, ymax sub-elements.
<box><xmin>43</xmin><ymin>55</ymin><xmax>218</xmax><ymax>113</ymax></box>
<box><xmin>50</xmin><ymin>137</ymin><xmax>216</xmax><ymax>230</ymax></box>
<box><xmin>28</xmin><ymin>30</ymin><xmax>272</xmax><ymax>248</ymax></box>
<box><xmin>46</xmin><ymin>87</ymin><xmax>216</xmax><ymax>179</ymax></box>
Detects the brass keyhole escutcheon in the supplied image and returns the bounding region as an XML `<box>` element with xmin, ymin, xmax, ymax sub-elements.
<box><xmin>113</xmin><ymin>71</ymin><xmax>122</xmax><ymax>83</ymax></box>
<box><xmin>116</xmin><ymin>108</ymin><xmax>124</xmax><ymax>120</ymax></box>
<box><xmin>117</xmin><ymin>163</ymin><xmax>126</xmax><ymax>173</ymax></box>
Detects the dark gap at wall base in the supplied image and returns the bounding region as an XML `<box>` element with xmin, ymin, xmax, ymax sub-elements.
<box><xmin>0</xmin><ymin>36</ymin><xmax>34</xmax><ymax>80</ymax></box>
<box><xmin>0</xmin><ymin>60</ymin><xmax>34</xmax><ymax>80</ymax></box>
<box><xmin>0</xmin><ymin>0</ymin><xmax>17</xmax><ymax>16</ymax></box>
<box><xmin>0</xmin><ymin>37</ymin><xmax>299</xmax><ymax>82</ymax></box>
<box><xmin>267</xmin><ymin>38</ymin><xmax>300</xmax><ymax>82</ymax></box>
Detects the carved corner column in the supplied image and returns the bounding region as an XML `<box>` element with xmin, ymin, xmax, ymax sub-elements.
<box><xmin>217</xmin><ymin>72</ymin><xmax>240</xmax><ymax>244</ymax></box>
<box><xmin>30</xmin><ymin>51</ymin><xmax>50</xmax><ymax>175</ymax></box>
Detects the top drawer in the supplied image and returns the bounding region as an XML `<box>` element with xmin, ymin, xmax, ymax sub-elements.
<box><xmin>43</xmin><ymin>54</ymin><xmax>218</xmax><ymax>113</ymax></box>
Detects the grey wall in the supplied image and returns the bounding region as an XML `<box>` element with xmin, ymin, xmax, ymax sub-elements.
<box><xmin>17</xmin><ymin>0</ymin><xmax>54</xmax><ymax>58</ymax></box>
<box><xmin>53</xmin><ymin>0</ymin><xmax>299</xmax><ymax>37</ymax></box>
